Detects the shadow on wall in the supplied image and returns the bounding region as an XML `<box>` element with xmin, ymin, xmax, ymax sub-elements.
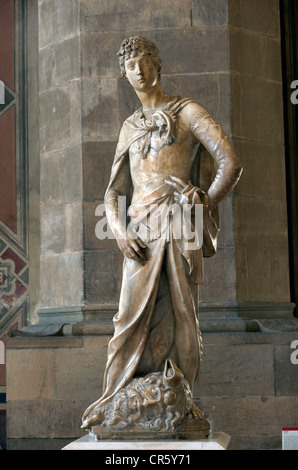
<box><xmin>0</xmin><ymin>411</ymin><xmax>6</xmax><ymax>450</ymax></box>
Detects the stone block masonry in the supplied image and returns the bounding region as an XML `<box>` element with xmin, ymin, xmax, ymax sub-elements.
<box><xmin>6</xmin><ymin>331</ymin><xmax>298</xmax><ymax>450</ymax></box>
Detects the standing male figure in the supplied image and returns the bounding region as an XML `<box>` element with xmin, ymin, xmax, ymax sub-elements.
<box><xmin>82</xmin><ymin>37</ymin><xmax>242</xmax><ymax>430</ymax></box>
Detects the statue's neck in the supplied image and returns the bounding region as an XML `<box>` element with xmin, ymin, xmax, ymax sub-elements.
<box><xmin>135</xmin><ymin>84</ymin><xmax>171</xmax><ymax>111</ymax></box>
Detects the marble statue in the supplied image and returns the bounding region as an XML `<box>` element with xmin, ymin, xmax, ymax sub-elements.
<box><xmin>81</xmin><ymin>36</ymin><xmax>242</xmax><ymax>434</ymax></box>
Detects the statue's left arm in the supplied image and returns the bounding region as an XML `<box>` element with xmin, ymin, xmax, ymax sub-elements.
<box><xmin>188</xmin><ymin>104</ymin><xmax>243</xmax><ymax>211</ymax></box>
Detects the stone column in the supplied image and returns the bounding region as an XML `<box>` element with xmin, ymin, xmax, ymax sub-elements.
<box><xmin>77</xmin><ymin>0</ymin><xmax>240</xmax><ymax>333</ymax></box>
<box><xmin>35</xmin><ymin>0</ymin><xmax>240</xmax><ymax>331</ymax></box>
<box><xmin>229</xmin><ymin>0</ymin><xmax>295</xmax><ymax>322</ymax></box>
<box><xmin>37</xmin><ymin>0</ymin><xmax>123</xmax><ymax>328</ymax></box>
<box><xmin>35</xmin><ymin>0</ymin><xmax>295</xmax><ymax>331</ymax></box>
<box><xmin>38</xmin><ymin>0</ymin><xmax>84</xmax><ymax>324</ymax></box>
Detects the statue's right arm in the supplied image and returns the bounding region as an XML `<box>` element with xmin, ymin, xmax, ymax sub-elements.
<box><xmin>104</xmin><ymin>133</ymin><xmax>147</xmax><ymax>265</ymax></box>
<box><xmin>104</xmin><ymin>152</ymin><xmax>131</xmax><ymax>240</ymax></box>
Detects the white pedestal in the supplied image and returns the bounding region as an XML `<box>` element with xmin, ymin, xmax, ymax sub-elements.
<box><xmin>62</xmin><ymin>432</ymin><xmax>230</xmax><ymax>450</ymax></box>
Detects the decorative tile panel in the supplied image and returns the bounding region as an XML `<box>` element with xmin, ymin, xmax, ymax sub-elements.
<box><xmin>0</xmin><ymin>1</ymin><xmax>28</xmax><ymax>339</ymax></box>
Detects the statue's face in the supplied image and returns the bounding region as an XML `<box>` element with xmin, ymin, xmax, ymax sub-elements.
<box><xmin>125</xmin><ymin>55</ymin><xmax>159</xmax><ymax>92</ymax></box>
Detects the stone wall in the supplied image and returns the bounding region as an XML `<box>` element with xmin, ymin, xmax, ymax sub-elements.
<box><xmin>6</xmin><ymin>331</ymin><xmax>298</xmax><ymax>450</ymax></box>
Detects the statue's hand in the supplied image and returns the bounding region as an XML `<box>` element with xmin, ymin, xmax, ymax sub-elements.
<box><xmin>115</xmin><ymin>228</ymin><xmax>147</xmax><ymax>265</ymax></box>
<box><xmin>165</xmin><ymin>175</ymin><xmax>209</xmax><ymax>207</ymax></box>
<box><xmin>164</xmin><ymin>175</ymin><xmax>189</xmax><ymax>204</ymax></box>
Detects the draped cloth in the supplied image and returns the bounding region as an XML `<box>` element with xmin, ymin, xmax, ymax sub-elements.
<box><xmin>82</xmin><ymin>97</ymin><xmax>220</xmax><ymax>427</ymax></box>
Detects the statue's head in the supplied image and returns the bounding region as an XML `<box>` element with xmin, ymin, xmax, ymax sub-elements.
<box><xmin>117</xmin><ymin>36</ymin><xmax>162</xmax><ymax>82</ymax></box>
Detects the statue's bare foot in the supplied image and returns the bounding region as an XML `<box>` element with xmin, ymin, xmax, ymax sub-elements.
<box><xmin>187</xmin><ymin>402</ymin><xmax>204</xmax><ymax>420</ymax></box>
<box><xmin>81</xmin><ymin>410</ymin><xmax>103</xmax><ymax>430</ymax></box>
<box><xmin>81</xmin><ymin>419</ymin><xmax>90</xmax><ymax>430</ymax></box>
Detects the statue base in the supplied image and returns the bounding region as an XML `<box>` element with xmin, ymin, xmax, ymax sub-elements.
<box><xmin>62</xmin><ymin>431</ymin><xmax>230</xmax><ymax>451</ymax></box>
<box><xmin>90</xmin><ymin>416</ymin><xmax>211</xmax><ymax>441</ymax></box>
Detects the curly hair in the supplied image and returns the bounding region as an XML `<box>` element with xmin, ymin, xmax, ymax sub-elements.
<box><xmin>117</xmin><ymin>36</ymin><xmax>162</xmax><ymax>81</ymax></box>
